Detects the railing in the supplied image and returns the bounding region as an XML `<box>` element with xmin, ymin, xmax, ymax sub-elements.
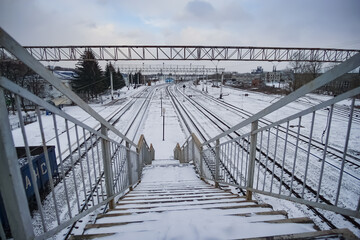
<box><xmin>0</xmin><ymin>28</ymin><xmax>154</xmax><ymax>239</ymax></box>
<box><xmin>175</xmin><ymin>52</ymin><xmax>360</xmax><ymax>219</ymax></box>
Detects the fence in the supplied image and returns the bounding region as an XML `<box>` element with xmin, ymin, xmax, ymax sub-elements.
<box><xmin>0</xmin><ymin>28</ymin><xmax>154</xmax><ymax>239</ymax></box>
<box><xmin>175</xmin><ymin>52</ymin><xmax>360</xmax><ymax>219</ymax></box>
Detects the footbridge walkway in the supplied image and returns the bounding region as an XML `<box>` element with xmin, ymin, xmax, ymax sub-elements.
<box><xmin>0</xmin><ymin>27</ymin><xmax>360</xmax><ymax>239</ymax></box>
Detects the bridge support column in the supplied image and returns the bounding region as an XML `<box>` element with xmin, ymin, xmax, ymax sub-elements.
<box><xmin>101</xmin><ymin>124</ymin><xmax>115</xmax><ymax>209</ymax></box>
<box><xmin>215</xmin><ymin>139</ymin><xmax>220</xmax><ymax>188</ymax></box>
<box><xmin>246</xmin><ymin>121</ymin><xmax>258</xmax><ymax>201</ymax></box>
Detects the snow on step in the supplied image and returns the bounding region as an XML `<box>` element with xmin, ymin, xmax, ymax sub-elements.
<box><xmin>71</xmin><ymin>159</ymin><xmax>334</xmax><ymax>239</ymax></box>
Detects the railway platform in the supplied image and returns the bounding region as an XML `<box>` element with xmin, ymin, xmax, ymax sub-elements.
<box><xmin>69</xmin><ymin>159</ymin><xmax>355</xmax><ymax>239</ymax></box>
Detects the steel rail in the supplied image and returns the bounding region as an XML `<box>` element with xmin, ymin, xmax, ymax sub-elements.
<box><xmin>189</xmin><ymin>86</ymin><xmax>360</xmax><ymax>168</ymax></box>
<box><xmin>176</xmin><ymin>83</ymin><xmax>360</xmax><ymax>230</ymax></box>
<box><xmin>64</xmin><ymin>85</ymin><xmax>157</xmax><ymax>238</ymax></box>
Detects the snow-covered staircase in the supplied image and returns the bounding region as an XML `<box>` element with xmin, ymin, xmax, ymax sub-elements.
<box><xmin>69</xmin><ymin>160</ymin><xmax>356</xmax><ymax>239</ymax></box>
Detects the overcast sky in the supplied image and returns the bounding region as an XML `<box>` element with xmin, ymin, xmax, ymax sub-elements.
<box><xmin>1</xmin><ymin>0</ymin><xmax>359</xmax><ymax>72</ymax></box>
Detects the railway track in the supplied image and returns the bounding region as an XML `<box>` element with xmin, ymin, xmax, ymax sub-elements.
<box><xmin>189</xmin><ymin>85</ymin><xmax>360</xmax><ymax>169</ymax></box>
<box><xmin>166</xmin><ymin>85</ymin><xmax>245</xmax><ymax>195</ymax></box>
<box><xmin>52</xmin><ymin>86</ymin><xmax>158</xmax><ymax>239</ymax></box>
<box><xmin>168</xmin><ymin>83</ymin><xmax>360</xmax><ymax>232</ymax></box>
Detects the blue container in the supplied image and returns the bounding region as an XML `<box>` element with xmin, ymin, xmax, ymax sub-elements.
<box><xmin>0</xmin><ymin>146</ymin><xmax>58</xmax><ymax>236</ymax></box>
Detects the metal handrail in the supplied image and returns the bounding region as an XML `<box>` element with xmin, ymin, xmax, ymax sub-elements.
<box><xmin>202</xmin><ymin>52</ymin><xmax>360</xmax><ymax>146</ymax></box>
<box><xmin>175</xmin><ymin>54</ymin><xmax>360</xmax><ymax>220</ymax></box>
<box><xmin>0</xmin><ymin>27</ymin><xmax>137</xmax><ymax>148</ymax></box>
<box><xmin>0</xmin><ymin>28</ymin><xmax>154</xmax><ymax>239</ymax></box>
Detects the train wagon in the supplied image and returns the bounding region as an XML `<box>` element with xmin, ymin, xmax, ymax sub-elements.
<box><xmin>0</xmin><ymin>146</ymin><xmax>58</xmax><ymax>237</ymax></box>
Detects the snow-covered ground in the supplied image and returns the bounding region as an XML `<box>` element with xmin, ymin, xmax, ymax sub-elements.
<box><xmin>8</xmin><ymin>80</ymin><xmax>360</xmax><ymax>238</ymax></box>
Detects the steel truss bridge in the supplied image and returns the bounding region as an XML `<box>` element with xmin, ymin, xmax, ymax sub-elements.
<box><xmin>1</xmin><ymin>45</ymin><xmax>359</xmax><ymax>62</ymax></box>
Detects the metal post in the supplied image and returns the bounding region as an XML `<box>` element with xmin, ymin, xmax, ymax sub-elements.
<box><xmin>136</xmin><ymin>146</ymin><xmax>141</xmax><ymax>181</ymax></box>
<box><xmin>215</xmin><ymin>139</ymin><xmax>220</xmax><ymax>188</ymax></box>
<box><xmin>220</xmin><ymin>72</ymin><xmax>223</xmax><ymax>99</ymax></box>
<box><xmin>246</xmin><ymin>120</ymin><xmax>258</xmax><ymax>201</ymax></box>
<box><xmin>199</xmin><ymin>146</ymin><xmax>204</xmax><ymax>179</ymax></box>
<box><xmin>192</xmin><ymin>136</ymin><xmax>195</xmax><ymax>163</ymax></box>
<box><xmin>0</xmin><ymin>88</ymin><xmax>34</xmax><ymax>239</ymax></box>
<box><xmin>162</xmin><ymin>108</ymin><xmax>165</xmax><ymax>141</ymax></box>
<box><xmin>126</xmin><ymin>142</ymin><xmax>133</xmax><ymax>191</ymax></box>
<box><xmin>160</xmin><ymin>91</ymin><xmax>163</xmax><ymax>116</ymax></box>
<box><xmin>110</xmin><ymin>70</ymin><xmax>114</xmax><ymax>100</ymax></box>
<box><xmin>186</xmin><ymin>140</ymin><xmax>189</xmax><ymax>162</ymax></box>
<box><xmin>101</xmin><ymin>124</ymin><xmax>115</xmax><ymax>209</ymax></box>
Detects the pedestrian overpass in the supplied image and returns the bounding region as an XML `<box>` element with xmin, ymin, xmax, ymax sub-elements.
<box><xmin>0</xmin><ymin>27</ymin><xmax>359</xmax><ymax>239</ymax></box>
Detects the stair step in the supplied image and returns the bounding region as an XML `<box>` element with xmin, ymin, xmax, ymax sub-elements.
<box><xmin>125</xmin><ymin>189</ymin><xmax>231</xmax><ymax>196</ymax></box>
<box><xmin>117</xmin><ymin>195</ymin><xmax>243</xmax><ymax>205</ymax></box>
<box><xmin>68</xmin><ymin>233</ymin><xmax>115</xmax><ymax>239</ymax></box>
<box><xmin>106</xmin><ymin>202</ymin><xmax>269</xmax><ymax>215</ymax></box>
<box><xmin>120</xmin><ymin>192</ymin><xmax>240</xmax><ymax>201</ymax></box>
<box><xmin>260</xmin><ymin>217</ymin><xmax>314</xmax><ymax>224</ymax></box>
<box><xmin>227</xmin><ymin>210</ymin><xmax>288</xmax><ymax>217</ymax></box>
<box><xmin>244</xmin><ymin>228</ymin><xmax>357</xmax><ymax>240</ymax></box>
<box><xmin>71</xmin><ymin>162</ymin><xmax>356</xmax><ymax>239</ymax></box>
<box><xmin>84</xmin><ymin>220</ymin><xmax>155</xmax><ymax>230</ymax></box>
<box><xmin>114</xmin><ymin>200</ymin><xmax>257</xmax><ymax>211</ymax></box>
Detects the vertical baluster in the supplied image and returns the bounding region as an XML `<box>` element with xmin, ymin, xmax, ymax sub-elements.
<box><xmin>316</xmin><ymin>105</ymin><xmax>334</xmax><ymax>202</ymax></box>
<box><xmin>262</xmin><ymin>129</ymin><xmax>271</xmax><ymax>191</ymax></box>
<box><xmin>89</xmin><ymin>134</ymin><xmax>100</xmax><ymax>204</ymax></box>
<box><xmin>36</xmin><ymin>106</ymin><xmax>60</xmax><ymax>225</ymax></box>
<box><xmin>95</xmin><ymin>136</ymin><xmax>105</xmax><ymax>201</ymax></box>
<box><xmin>256</xmin><ymin>130</ymin><xmax>264</xmax><ymax>190</ymax></box>
<box><xmin>335</xmin><ymin>99</ymin><xmax>355</xmax><ymax>206</ymax></box>
<box><xmin>279</xmin><ymin>121</ymin><xmax>289</xmax><ymax>194</ymax></box>
<box><xmin>215</xmin><ymin>139</ymin><xmax>220</xmax><ymax>188</ymax></box>
<box><xmin>240</xmin><ymin>138</ymin><xmax>245</xmax><ymax>187</ymax></box>
<box><xmin>53</xmin><ymin>114</ymin><xmax>72</xmax><ymax>218</ymax></box>
<box><xmin>302</xmin><ymin>112</ymin><xmax>316</xmax><ymax>198</ymax></box>
<box><xmin>270</xmin><ymin>125</ymin><xmax>279</xmax><ymax>193</ymax></box>
<box><xmin>65</xmin><ymin>119</ymin><xmax>81</xmax><ymax>213</ymax></box>
<box><xmin>100</xmin><ymin>125</ymin><xmax>114</xmax><ymax>209</ymax></box>
<box><xmin>246</xmin><ymin>120</ymin><xmax>258</xmax><ymax>201</ymax></box>
<box><xmin>290</xmin><ymin>117</ymin><xmax>302</xmax><ymax>196</ymax></box>
<box><xmin>15</xmin><ymin>96</ymin><xmax>47</xmax><ymax>232</ymax></box>
<box><xmin>126</xmin><ymin>142</ymin><xmax>133</xmax><ymax>190</ymax></box>
<box><xmin>75</xmin><ymin>125</ymin><xmax>88</xmax><ymax>208</ymax></box>
<box><xmin>235</xmin><ymin>140</ymin><xmax>241</xmax><ymax>184</ymax></box>
<box><xmin>232</xmin><ymin>142</ymin><xmax>236</xmax><ymax>181</ymax></box>
<box><xmin>83</xmin><ymin>128</ymin><xmax>95</xmax><ymax>207</ymax></box>
<box><xmin>244</xmin><ymin>135</ymin><xmax>250</xmax><ymax>186</ymax></box>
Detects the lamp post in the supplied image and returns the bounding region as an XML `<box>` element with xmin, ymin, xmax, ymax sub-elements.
<box><xmin>162</xmin><ymin>108</ymin><xmax>165</xmax><ymax>141</ymax></box>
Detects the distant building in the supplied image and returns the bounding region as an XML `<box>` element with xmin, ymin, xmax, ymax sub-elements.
<box><xmin>43</xmin><ymin>69</ymin><xmax>78</xmax><ymax>106</ymax></box>
<box><xmin>251</xmin><ymin>66</ymin><xmax>263</xmax><ymax>74</ymax></box>
<box><xmin>165</xmin><ymin>77</ymin><xmax>174</xmax><ymax>83</ymax></box>
<box><xmin>265</xmin><ymin>72</ymin><xmax>281</xmax><ymax>83</ymax></box>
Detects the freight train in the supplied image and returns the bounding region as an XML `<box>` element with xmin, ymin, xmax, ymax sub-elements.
<box><xmin>0</xmin><ymin>146</ymin><xmax>58</xmax><ymax>237</ymax></box>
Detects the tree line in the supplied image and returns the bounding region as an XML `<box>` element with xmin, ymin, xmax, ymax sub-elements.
<box><xmin>74</xmin><ymin>50</ymin><xmax>126</xmax><ymax>100</ymax></box>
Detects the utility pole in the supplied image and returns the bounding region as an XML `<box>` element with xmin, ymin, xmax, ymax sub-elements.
<box><xmin>219</xmin><ymin>72</ymin><xmax>223</xmax><ymax>99</ymax></box>
<box><xmin>110</xmin><ymin>70</ymin><xmax>114</xmax><ymax>100</ymax></box>
<box><xmin>206</xmin><ymin>74</ymin><xmax>208</xmax><ymax>93</ymax></box>
<box><xmin>160</xmin><ymin>91</ymin><xmax>163</xmax><ymax>116</ymax></box>
<box><xmin>162</xmin><ymin>108</ymin><xmax>165</xmax><ymax>141</ymax></box>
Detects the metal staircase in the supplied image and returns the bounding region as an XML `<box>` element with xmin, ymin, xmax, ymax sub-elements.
<box><xmin>69</xmin><ymin>160</ymin><xmax>356</xmax><ymax>239</ymax></box>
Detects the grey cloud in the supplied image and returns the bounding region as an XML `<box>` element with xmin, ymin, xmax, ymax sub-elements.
<box><xmin>185</xmin><ymin>0</ymin><xmax>215</xmax><ymax>17</ymax></box>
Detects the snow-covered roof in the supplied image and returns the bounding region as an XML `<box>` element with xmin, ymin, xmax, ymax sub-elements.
<box><xmin>53</xmin><ymin>70</ymin><xmax>78</xmax><ymax>80</ymax></box>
